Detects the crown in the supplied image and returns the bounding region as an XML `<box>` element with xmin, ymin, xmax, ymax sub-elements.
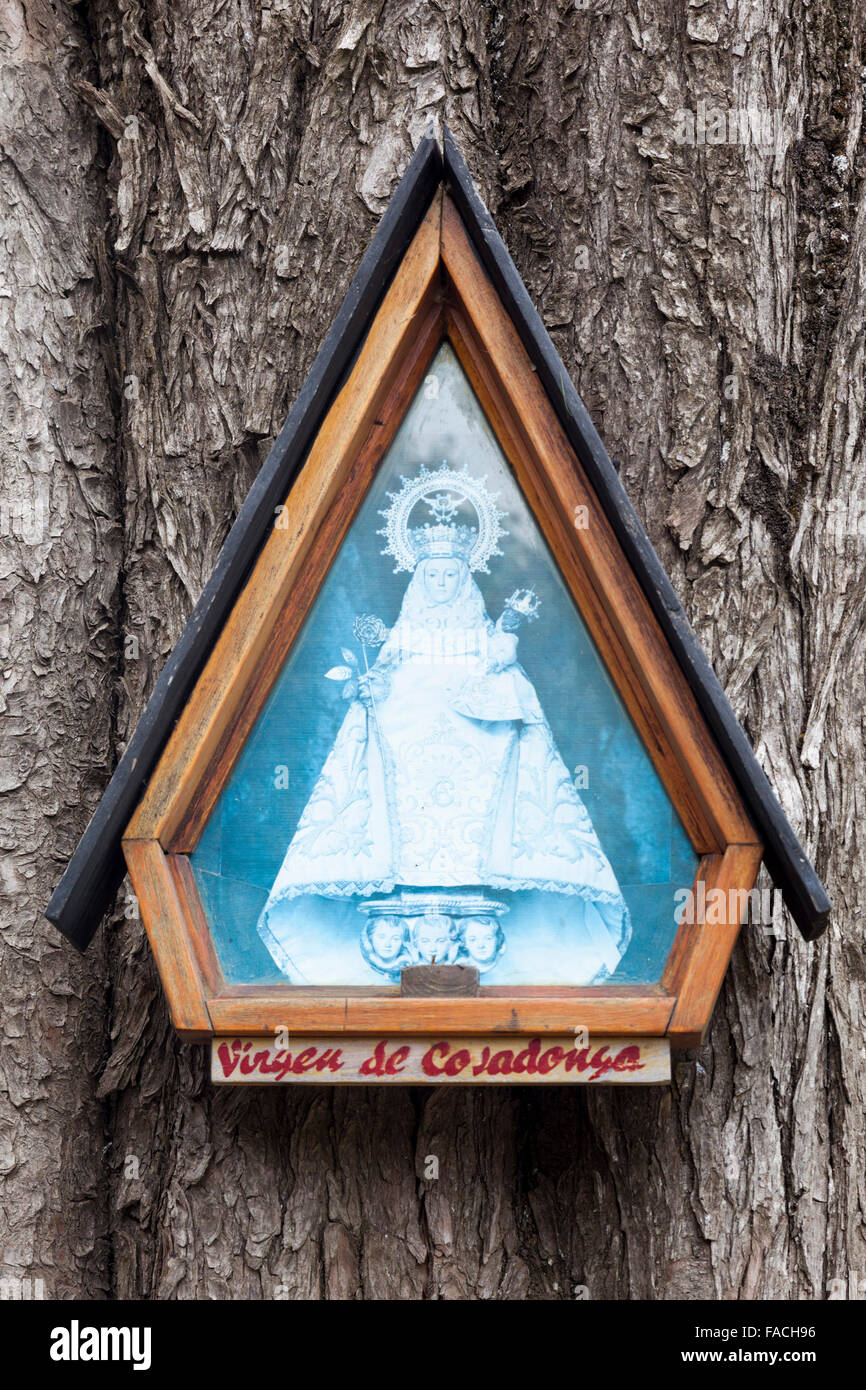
<box><xmin>412</xmin><ymin>522</ymin><xmax>477</xmax><ymax>563</ymax></box>
<box><xmin>379</xmin><ymin>463</ymin><xmax>508</xmax><ymax>574</ymax></box>
<box><xmin>410</xmin><ymin>492</ymin><xmax>475</xmax><ymax>562</ymax></box>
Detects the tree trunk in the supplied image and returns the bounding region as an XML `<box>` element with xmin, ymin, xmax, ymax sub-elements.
<box><xmin>2</xmin><ymin>0</ymin><xmax>864</xmax><ymax>1300</ymax></box>
<box><xmin>0</xmin><ymin>0</ymin><xmax>114</xmax><ymax>1301</ymax></box>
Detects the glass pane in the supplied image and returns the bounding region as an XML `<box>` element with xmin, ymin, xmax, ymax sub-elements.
<box><xmin>191</xmin><ymin>343</ymin><xmax>698</xmax><ymax>986</ymax></box>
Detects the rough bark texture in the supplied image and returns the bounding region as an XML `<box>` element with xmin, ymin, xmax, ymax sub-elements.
<box><xmin>0</xmin><ymin>0</ymin><xmax>114</xmax><ymax>1299</ymax></box>
<box><xmin>1</xmin><ymin>0</ymin><xmax>864</xmax><ymax>1300</ymax></box>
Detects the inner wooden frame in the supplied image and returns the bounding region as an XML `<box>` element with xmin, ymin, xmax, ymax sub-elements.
<box><xmin>123</xmin><ymin>187</ymin><xmax>763</xmax><ymax>1046</ymax></box>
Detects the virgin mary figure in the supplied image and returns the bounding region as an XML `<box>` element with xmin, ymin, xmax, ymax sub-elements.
<box><xmin>257</xmin><ymin>463</ymin><xmax>631</xmax><ymax>984</ymax></box>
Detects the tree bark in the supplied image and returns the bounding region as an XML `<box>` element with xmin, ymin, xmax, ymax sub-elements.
<box><xmin>0</xmin><ymin>0</ymin><xmax>115</xmax><ymax>1301</ymax></box>
<box><xmin>2</xmin><ymin>0</ymin><xmax>864</xmax><ymax>1300</ymax></box>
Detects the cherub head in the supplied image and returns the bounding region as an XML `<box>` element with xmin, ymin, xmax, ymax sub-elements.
<box><xmin>461</xmin><ymin>915</ymin><xmax>506</xmax><ymax>969</ymax></box>
<box><xmin>369</xmin><ymin>916</ymin><xmax>406</xmax><ymax>963</ymax></box>
<box><xmin>412</xmin><ymin>912</ymin><xmax>457</xmax><ymax>963</ymax></box>
<box><xmin>360</xmin><ymin>915</ymin><xmax>409</xmax><ymax>977</ymax></box>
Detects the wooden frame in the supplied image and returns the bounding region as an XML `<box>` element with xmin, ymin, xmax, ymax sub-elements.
<box><xmin>122</xmin><ymin>184</ymin><xmax>765</xmax><ymax>1051</ymax></box>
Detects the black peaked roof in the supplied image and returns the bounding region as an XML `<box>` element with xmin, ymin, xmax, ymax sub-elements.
<box><xmin>47</xmin><ymin>126</ymin><xmax>830</xmax><ymax>949</ymax></box>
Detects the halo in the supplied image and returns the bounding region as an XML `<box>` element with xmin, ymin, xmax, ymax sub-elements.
<box><xmin>378</xmin><ymin>462</ymin><xmax>508</xmax><ymax>573</ymax></box>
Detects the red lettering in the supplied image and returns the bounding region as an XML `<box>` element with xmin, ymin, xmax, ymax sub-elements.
<box><xmin>216</xmin><ymin>1039</ymin><xmax>241</xmax><ymax>1078</ymax></box>
<box><xmin>487</xmin><ymin>1048</ymin><xmax>514</xmax><ymax>1076</ymax></box>
<box><xmin>445</xmin><ymin>1048</ymin><xmax>470</xmax><ymax>1076</ymax></box>
<box><xmin>239</xmin><ymin>1042</ymin><xmax>265</xmax><ymax>1075</ymax></box>
<box><xmin>386</xmin><ymin>1045</ymin><xmax>411</xmax><ymax>1075</ymax></box>
<box><xmin>421</xmin><ymin>1042</ymin><xmax>449</xmax><ymax>1077</ymax></box>
<box><xmin>511</xmin><ymin>1039</ymin><xmax>541</xmax><ymax>1074</ymax></box>
<box><xmin>359</xmin><ymin>1040</ymin><xmax>388</xmax><ymax>1076</ymax></box>
<box><xmin>613</xmin><ymin>1045</ymin><xmax>644</xmax><ymax>1073</ymax></box>
<box><xmin>588</xmin><ymin>1047</ymin><xmax>615</xmax><ymax>1079</ymax></box>
<box><xmin>471</xmin><ymin>1046</ymin><xmax>491</xmax><ymax>1076</ymax></box>
<box><xmin>562</xmin><ymin>1047</ymin><xmax>590</xmax><ymax>1073</ymax></box>
<box><xmin>315</xmin><ymin>1048</ymin><xmax>344</xmax><ymax>1073</ymax></box>
<box><xmin>292</xmin><ymin>1047</ymin><xmax>318</xmax><ymax>1074</ymax></box>
<box><xmin>256</xmin><ymin>1049</ymin><xmax>282</xmax><ymax>1075</ymax></box>
<box><xmin>537</xmin><ymin>1045</ymin><xmax>565</xmax><ymax>1075</ymax></box>
<box><xmin>273</xmin><ymin>1050</ymin><xmax>295</xmax><ymax>1080</ymax></box>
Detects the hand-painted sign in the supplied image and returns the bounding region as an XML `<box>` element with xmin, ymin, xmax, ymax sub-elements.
<box><xmin>211</xmin><ymin>1035</ymin><xmax>671</xmax><ymax>1085</ymax></box>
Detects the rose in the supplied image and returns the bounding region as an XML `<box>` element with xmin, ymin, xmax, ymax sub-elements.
<box><xmin>352</xmin><ymin>614</ymin><xmax>387</xmax><ymax>647</ymax></box>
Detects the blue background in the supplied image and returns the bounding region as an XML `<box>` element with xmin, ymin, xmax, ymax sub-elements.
<box><xmin>191</xmin><ymin>345</ymin><xmax>697</xmax><ymax>985</ymax></box>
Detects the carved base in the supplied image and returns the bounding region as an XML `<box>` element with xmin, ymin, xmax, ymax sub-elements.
<box><xmin>400</xmin><ymin>964</ymin><xmax>480</xmax><ymax>997</ymax></box>
<box><xmin>358</xmin><ymin>890</ymin><xmax>509</xmax><ymax>978</ymax></box>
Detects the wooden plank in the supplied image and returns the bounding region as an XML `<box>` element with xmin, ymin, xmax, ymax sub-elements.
<box><xmin>126</xmin><ymin>193</ymin><xmax>444</xmax><ymax>847</ymax></box>
<box><xmin>122</xmin><ymin>839</ymin><xmax>213</xmax><ymax>1040</ymax></box>
<box><xmin>344</xmin><ymin>994</ymin><xmax>673</xmax><ymax>1033</ymax></box>
<box><xmin>666</xmin><ymin>842</ymin><xmax>764</xmax><ymax>1047</ymax></box>
<box><xmin>166</xmin><ymin>854</ymin><xmax>223</xmax><ymax>995</ymax></box>
<box><xmin>660</xmin><ymin>853</ymin><xmax>716</xmax><ymax>996</ymax></box>
<box><xmin>206</xmin><ymin>991</ymin><xmax>675</xmax><ymax>1036</ymax></box>
<box><xmin>211</xmin><ymin>1033</ymin><xmax>671</xmax><ymax>1085</ymax></box>
<box><xmin>441</xmin><ymin>193</ymin><xmax>757</xmax><ymax>854</ymax></box>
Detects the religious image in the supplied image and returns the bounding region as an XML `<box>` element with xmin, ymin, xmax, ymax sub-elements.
<box><xmin>190</xmin><ymin>345</ymin><xmax>697</xmax><ymax>987</ymax></box>
<box><xmin>257</xmin><ymin>463</ymin><xmax>632</xmax><ymax>982</ymax></box>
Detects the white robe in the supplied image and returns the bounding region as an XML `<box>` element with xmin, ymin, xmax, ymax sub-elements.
<box><xmin>258</xmin><ymin>567</ymin><xmax>631</xmax><ymax>979</ymax></box>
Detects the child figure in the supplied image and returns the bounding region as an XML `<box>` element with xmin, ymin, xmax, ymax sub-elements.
<box><xmin>461</xmin><ymin>915</ymin><xmax>506</xmax><ymax>972</ymax></box>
